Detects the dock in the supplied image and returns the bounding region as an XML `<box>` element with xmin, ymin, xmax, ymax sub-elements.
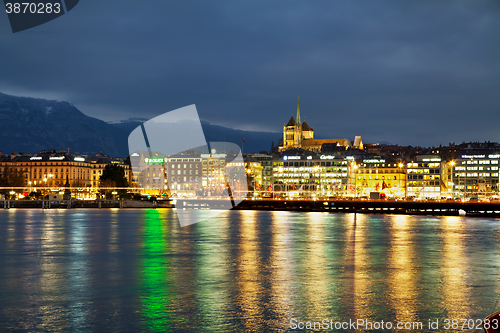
<box><xmin>177</xmin><ymin>198</ymin><xmax>500</xmax><ymax>217</ymax></box>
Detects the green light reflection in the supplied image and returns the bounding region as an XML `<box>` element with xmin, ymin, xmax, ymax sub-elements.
<box><xmin>138</xmin><ymin>209</ymin><xmax>172</xmax><ymax>332</ymax></box>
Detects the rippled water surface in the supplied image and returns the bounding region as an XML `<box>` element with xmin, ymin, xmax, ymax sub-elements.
<box><xmin>0</xmin><ymin>209</ymin><xmax>499</xmax><ymax>332</ymax></box>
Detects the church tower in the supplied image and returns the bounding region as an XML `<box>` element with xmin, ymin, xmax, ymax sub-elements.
<box><xmin>301</xmin><ymin>96</ymin><xmax>314</xmax><ymax>141</ymax></box>
<box><xmin>294</xmin><ymin>96</ymin><xmax>302</xmax><ymax>146</ymax></box>
<box><xmin>281</xmin><ymin>97</ymin><xmax>307</xmax><ymax>150</ymax></box>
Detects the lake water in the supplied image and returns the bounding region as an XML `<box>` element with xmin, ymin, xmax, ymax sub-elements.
<box><xmin>0</xmin><ymin>209</ymin><xmax>499</xmax><ymax>332</ymax></box>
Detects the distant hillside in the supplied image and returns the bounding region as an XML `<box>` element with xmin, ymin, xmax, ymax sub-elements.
<box><xmin>0</xmin><ymin>92</ymin><xmax>127</xmax><ymax>156</ymax></box>
<box><xmin>0</xmin><ymin>92</ymin><xmax>280</xmax><ymax>156</ymax></box>
<box><xmin>110</xmin><ymin>119</ymin><xmax>280</xmax><ymax>154</ymax></box>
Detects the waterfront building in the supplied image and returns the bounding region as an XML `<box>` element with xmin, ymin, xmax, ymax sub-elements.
<box><xmin>352</xmin><ymin>158</ymin><xmax>406</xmax><ymax>198</ymax></box>
<box><xmin>0</xmin><ymin>150</ymin><xmax>131</xmax><ymax>199</ymax></box>
<box><xmin>406</xmin><ymin>155</ymin><xmax>443</xmax><ymax>199</ymax></box>
<box><xmin>199</xmin><ymin>149</ymin><xmax>227</xmax><ymax>197</ymax></box>
<box><xmin>130</xmin><ymin>151</ymin><xmax>168</xmax><ymax>194</ymax></box>
<box><xmin>245</xmin><ymin>153</ymin><xmax>272</xmax><ymax>191</ymax></box>
<box><xmin>167</xmin><ymin>151</ymin><xmax>203</xmax><ymax>197</ymax></box>
<box><xmin>450</xmin><ymin>154</ymin><xmax>500</xmax><ymax>198</ymax></box>
<box><xmin>272</xmin><ymin>150</ymin><xmax>349</xmax><ymax>198</ymax></box>
<box><xmin>244</xmin><ymin>161</ymin><xmax>263</xmax><ymax>196</ymax></box>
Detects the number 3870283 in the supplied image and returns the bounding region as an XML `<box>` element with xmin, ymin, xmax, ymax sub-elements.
<box><xmin>5</xmin><ymin>3</ymin><xmax>61</xmax><ymax>14</ymax></box>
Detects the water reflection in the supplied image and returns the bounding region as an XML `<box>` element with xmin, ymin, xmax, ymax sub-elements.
<box><xmin>39</xmin><ymin>211</ymin><xmax>71</xmax><ymax>331</ymax></box>
<box><xmin>235</xmin><ymin>210</ymin><xmax>262</xmax><ymax>331</ymax></box>
<box><xmin>138</xmin><ymin>209</ymin><xmax>172</xmax><ymax>332</ymax></box>
<box><xmin>439</xmin><ymin>216</ymin><xmax>471</xmax><ymax>319</ymax></box>
<box><xmin>67</xmin><ymin>211</ymin><xmax>91</xmax><ymax>331</ymax></box>
<box><xmin>268</xmin><ymin>211</ymin><xmax>294</xmax><ymax>327</ymax></box>
<box><xmin>0</xmin><ymin>210</ymin><xmax>499</xmax><ymax>332</ymax></box>
<box><xmin>302</xmin><ymin>213</ymin><xmax>331</xmax><ymax>319</ymax></box>
<box><xmin>352</xmin><ymin>213</ymin><xmax>377</xmax><ymax>321</ymax></box>
<box><xmin>387</xmin><ymin>215</ymin><xmax>419</xmax><ymax>322</ymax></box>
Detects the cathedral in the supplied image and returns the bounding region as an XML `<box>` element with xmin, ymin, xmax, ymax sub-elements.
<box><xmin>281</xmin><ymin>97</ymin><xmax>314</xmax><ymax>150</ymax></box>
<box><xmin>279</xmin><ymin>98</ymin><xmax>362</xmax><ymax>152</ymax></box>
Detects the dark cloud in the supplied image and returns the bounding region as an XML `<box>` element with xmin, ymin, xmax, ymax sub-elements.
<box><xmin>0</xmin><ymin>0</ymin><xmax>499</xmax><ymax>146</ymax></box>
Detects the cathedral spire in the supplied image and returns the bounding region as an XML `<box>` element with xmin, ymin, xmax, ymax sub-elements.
<box><xmin>296</xmin><ymin>96</ymin><xmax>301</xmax><ymax>125</ymax></box>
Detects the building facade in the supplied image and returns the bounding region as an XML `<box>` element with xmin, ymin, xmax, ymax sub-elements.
<box><xmin>272</xmin><ymin>152</ymin><xmax>349</xmax><ymax>198</ymax></box>
<box><xmin>245</xmin><ymin>153</ymin><xmax>272</xmax><ymax>191</ymax></box>
<box><xmin>406</xmin><ymin>155</ymin><xmax>443</xmax><ymax>199</ymax></box>
<box><xmin>451</xmin><ymin>154</ymin><xmax>500</xmax><ymax>198</ymax></box>
<box><xmin>0</xmin><ymin>150</ymin><xmax>131</xmax><ymax>197</ymax></box>
<box><xmin>352</xmin><ymin>158</ymin><xmax>406</xmax><ymax>198</ymax></box>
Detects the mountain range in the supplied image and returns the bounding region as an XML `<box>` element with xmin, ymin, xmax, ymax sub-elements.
<box><xmin>0</xmin><ymin>92</ymin><xmax>280</xmax><ymax>156</ymax></box>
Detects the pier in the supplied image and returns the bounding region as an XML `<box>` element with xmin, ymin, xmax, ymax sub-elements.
<box><xmin>178</xmin><ymin>198</ymin><xmax>500</xmax><ymax>217</ymax></box>
<box><xmin>1</xmin><ymin>200</ymin><xmax>172</xmax><ymax>209</ymax></box>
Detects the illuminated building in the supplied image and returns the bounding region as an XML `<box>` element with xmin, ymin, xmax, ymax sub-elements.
<box><xmin>450</xmin><ymin>154</ymin><xmax>500</xmax><ymax>198</ymax></box>
<box><xmin>279</xmin><ymin>97</ymin><xmax>362</xmax><ymax>152</ymax></box>
<box><xmin>0</xmin><ymin>151</ymin><xmax>130</xmax><ymax>189</ymax></box>
<box><xmin>353</xmin><ymin>158</ymin><xmax>406</xmax><ymax>198</ymax></box>
<box><xmin>129</xmin><ymin>151</ymin><xmax>169</xmax><ymax>194</ymax></box>
<box><xmin>272</xmin><ymin>152</ymin><xmax>349</xmax><ymax>198</ymax></box>
<box><xmin>406</xmin><ymin>155</ymin><xmax>442</xmax><ymax>199</ymax></box>
<box><xmin>0</xmin><ymin>150</ymin><xmax>130</xmax><ymax>200</ymax></box>
<box><xmin>245</xmin><ymin>153</ymin><xmax>272</xmax><ymax>190</ymax></box>
<box><xmin>168</xmin><ymin>152</ymin><xmax>203</xmax><ymax>197</ymax></box>
<box><xmin>244</xmin><ymin>161</ymin><xmax>263</xmax><ymax>195</ymax></box>
<box><xmin>200</xmin><ymin>149</ymin><xmax>227</xmax><ymax>197</ymax></box>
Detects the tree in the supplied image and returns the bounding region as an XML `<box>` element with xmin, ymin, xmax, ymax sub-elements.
<box><xmin>99</xmin><ymin>165</ymin><xmax>129</xmax><ymax>188</ymax></box>
<box><xmin>0</xmin><ymin>167</ymin><xmax>26</xmax><ymax>198</ymax></box>
<box><xmin>0</xmin><ymin>166</ymin><xmax>26</xmax><ymax>187</ymax></box>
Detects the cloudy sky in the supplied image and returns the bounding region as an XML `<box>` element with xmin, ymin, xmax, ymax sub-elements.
<box><xmin>1</xmin><ymin>0</ymin><xmax>499</xmax><ymax>146</ymax></box>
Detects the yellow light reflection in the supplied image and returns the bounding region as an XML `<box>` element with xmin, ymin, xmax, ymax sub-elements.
<box><xmin>194</xmin><ymin>211</ymin><xmax>231</xmax><ymax>330</ymax></box>
<box><xmin>235</xmin><ymin>210</ymin><xmax>262</xmax><ymax>331</ymax></box>
<box><xmin>269</xmin><ymin>211</ymin><xmax>294</xmax><ymax>324</ymax></box>
<box><xmin>352</xmin><ymin>213</ymin><xmax>376</xmax><ymax>319</ymax></box>
<box><xmin>303</xmin><ymin>212</ymin><xmax>331</xmax><ymax>318</ymax></box>
<box><xmin>388</xmin><ymin>215</ymin><xmax>419</xmax><ymax>322</ymax></box>
<box><xmin>440</xmin><ymin>216</ymin><xmax>471</xmax><ymax>319</ymax></box>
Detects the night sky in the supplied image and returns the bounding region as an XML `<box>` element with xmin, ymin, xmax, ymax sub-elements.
<box><xmin>1</xmin><ymin>0</ymin><xmax>499</xmax><ymax>146</ymax></box>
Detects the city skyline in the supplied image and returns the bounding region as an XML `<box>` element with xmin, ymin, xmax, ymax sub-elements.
<box><xmin>0</xmin><ymin>1</ymin><xmax>499</xmax><ymax>146</ymax></box>
<box><xmin>3</xmin><ymin>2</ymin><xmax>500</xmax><ymax>332</ymax></box>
